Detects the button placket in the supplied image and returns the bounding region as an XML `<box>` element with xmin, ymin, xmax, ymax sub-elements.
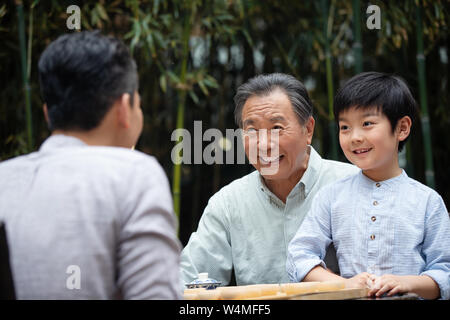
<box><xmin>368</xmin><ymin>182</ymin><xmax>383</xmax><ymax>266</ymax></box>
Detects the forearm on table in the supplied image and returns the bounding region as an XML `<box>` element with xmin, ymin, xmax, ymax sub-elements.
<box><xmin>303</xmin><ymin>265</ymin><xmax>344</xmax><ymax>282</ymax></box>
<box><xmin>405</xmin><ymin>275</ymin><xmax>440</xmax><ymax>300</ymax></box>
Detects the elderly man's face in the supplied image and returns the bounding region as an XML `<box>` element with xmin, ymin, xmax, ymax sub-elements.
<box><xmin>241</xmin><ymin>89</ymin><xmax>314</xmax><ymax>182</ymax></box>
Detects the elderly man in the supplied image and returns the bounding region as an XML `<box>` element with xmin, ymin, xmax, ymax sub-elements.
<box><xmin>180</xmin><ymin>73</ymin><xmax>359</xmax><ymax>286</ymax></box>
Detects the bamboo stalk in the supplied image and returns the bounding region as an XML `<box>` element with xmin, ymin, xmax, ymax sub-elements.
<box><xmin>172</xmin><ymin>2</ymin><xmax>195</xmax><ymax>231</ymax></box>
<box><xmin>415</xmin><ymin>0</ymin><xmax>435</xmax><ymax>188</ymax></box>
<box><xmin>352</xmin><ymin>0</ymin><xmax>362</xmax><ymax>73</ymax></box>
<box><xmin>15</xmin><ymin>0</ymin><xmax>33</xmax><ymax>152</ymax></box>
<box><xmin>321</xmin><ymin>0</ymin><xmax>338</xmax><ymax>160</ymax></box>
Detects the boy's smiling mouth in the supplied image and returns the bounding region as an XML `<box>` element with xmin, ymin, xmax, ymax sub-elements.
<box><xmin>353</xmin><ymin>148</ymin><xmax>372</xmax><ymax>154</ymax></box>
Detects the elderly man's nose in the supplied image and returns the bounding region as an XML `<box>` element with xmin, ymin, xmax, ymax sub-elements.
<box><xmin>258</xmin><ymin>130</ymin><xmax>276</xmax><ymax>149</ymax></box>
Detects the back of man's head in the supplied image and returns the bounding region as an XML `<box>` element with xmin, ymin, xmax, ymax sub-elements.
<box><xmin>38</xmin><ymin>31</ymin><xmax>138</xmax><ymax>131</ymax></box>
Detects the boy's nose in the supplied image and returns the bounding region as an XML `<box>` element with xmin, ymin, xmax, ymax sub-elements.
<box><xmin>350</xmin><ymin>130</ymin><xmax>364</xmax><ymax>143</ymax></box>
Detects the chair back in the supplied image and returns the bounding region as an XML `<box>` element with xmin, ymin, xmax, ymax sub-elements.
<box><xmin>0</xmin><ymin>221</ymin><xmax>16</xmax><ymax>300</ymax></box>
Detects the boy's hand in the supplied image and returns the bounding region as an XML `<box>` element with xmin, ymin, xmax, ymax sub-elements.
<box><xmin>368</xmin><ymin>274</ymin><xmax>411</xmax><ymax>297</ymax></box>
<box><xmin>345</xmin><ymin>272</ymin><xmax>374</xmax><ymax>289</ymax></box>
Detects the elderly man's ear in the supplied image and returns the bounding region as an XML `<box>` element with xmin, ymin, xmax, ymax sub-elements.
<box><xmin>305</xmin><ymin>116</ymin><xmax>315</xmax><ymax>145</ymax></box>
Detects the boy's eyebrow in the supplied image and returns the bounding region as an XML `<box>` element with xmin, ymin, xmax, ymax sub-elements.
<box><xmin>338</xmin><ymin>110</ymin><xmax>381</xmax><ymax>121</ymax></box>
<box><xmin>362</xmin><ymin>111</ymin><xmax>381</xmax><ymax>117</ymax></box>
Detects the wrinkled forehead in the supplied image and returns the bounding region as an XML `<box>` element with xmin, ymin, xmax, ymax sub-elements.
<box><xmin>241</xmin><ymin>90</ymin><xmax>301</xmax><ymax>124</ymax></box>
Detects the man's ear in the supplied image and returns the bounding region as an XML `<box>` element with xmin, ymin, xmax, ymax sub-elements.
<box><xmin>396</xmin><ymin>116</ymin><xmax>412</xmax><ymax>142</ymax></box>
<box><xmin>43</xmin><ymin>104</ymin><xmax>49</xmax><ymax>123</ymax></box>
<box><xmin>116</xmin><ymin>93</ymin><xmax>132</xmax><ymax>129</ymax></box>
<box><xmin>305</xmin><ymin>116</ymin><xmax>315</xmax><ymax>145</ymax></box>
<box><xmin>43</xmin><ymin>104</ymin><xmax>52</xmax><ymax>129</ymax></box>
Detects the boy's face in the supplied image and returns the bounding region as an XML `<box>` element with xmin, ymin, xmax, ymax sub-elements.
<box><xmin>338</xmin><ymin>106</ymin><xmax>410</xmax><ymax>181</ymax></box>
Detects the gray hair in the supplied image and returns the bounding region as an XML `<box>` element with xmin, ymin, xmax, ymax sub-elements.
<box><xmin>233</xmin><ymin>73</ymin><xmax>313</xmax><ymax>127</ymax></box>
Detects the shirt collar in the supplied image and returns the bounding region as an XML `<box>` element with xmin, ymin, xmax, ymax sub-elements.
<box><xmin>39</xmin><ymin>134</ymin><xmax>87</xmax><ymax>153</ymax></box>
<box><xmin>256</xmin><ymin>145</ymin><xmax>323</xmax><ymax>205</ymax></box>
<box><xmin>358</xmin><ymin>169</ymin><xmax>408</xmax><ymax>189</ymax></box>
<box><xmin>297</xmin><ymin>145</ymin><xmax>323</xmax><ymax>198</ymax></box>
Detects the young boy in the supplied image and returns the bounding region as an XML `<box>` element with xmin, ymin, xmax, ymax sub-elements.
<box><xmin>286</xmin><ymin>72</ymin><xmax>450</xmax><ymax>299</ymax></box>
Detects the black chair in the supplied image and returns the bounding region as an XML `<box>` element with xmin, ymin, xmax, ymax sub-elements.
<box><xmin>0</xmin><ymin>221</ymin><xmax>16</xmax><ymax>299</ymax></box>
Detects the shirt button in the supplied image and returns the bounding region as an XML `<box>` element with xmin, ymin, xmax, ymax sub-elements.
<box><xmin>370</xmin><ymin>234</ymin><xmax>376</xmax><ymax>240</ymax></box>
<box><xmin>373</xmin><ymin>201</ymin><xmax>379</xmax><ymax>206</ymax></box>
<box><xmin>375</xmin><ymin>182</ymin><xmax>381</xmax><ymax>187</ymax></box>
<box><xmin>371</xmin><ymin>216</ymin><xmax>376</xmax><ymax>222</ymax></box>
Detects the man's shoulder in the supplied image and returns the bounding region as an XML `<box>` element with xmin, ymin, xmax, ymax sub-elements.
<box><xmin>0</xmin><ymin>145</ymin><xmax>164</xmax><ymax>181</ymax></box>
<box><xmin>208</xmin><ymin>170</ymin><xmax>258</xmax><ymax>202</ymax></box>
<box><xmin>82</xmin><ymin>146</ymin><xmax>160</xmax><ymax>168</ymax></box>
<box><xmin>0</xmin><ymin>152</ymin><xmax>37</xmax><ymax>171</ymax></box>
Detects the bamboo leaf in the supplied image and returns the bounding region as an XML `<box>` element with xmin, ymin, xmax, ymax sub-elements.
<box><xmin>189</xmin><ymin>90</ymin><xmax>199</xmax><ymax>104</ymax></box>
<box><xmin>153</xmin><ymin>0</ymin><xmax>160</xmax><ymax>15</ymax></box>
<box><xmin>241</xmin><ymin>29</ymin><xmax>253</xmax><ymax>48</ymax></box>
<box><xmin>159</xmin><ymin>74</ymin><xmax>167</xmax><ymax>93</ymax></box>
<box><xmin>203</xmin><ymin>75</ymin><xmax>219</xmax><ymax>88</ymax></box>
<box><xmin>96</xmin><ymin>3</ymin><xmax>109</xmax><ymax>21</ymax></box>
<box><xmin>167</xmin><ymin>71</ymin><xmax>180</xmax><ymax>84</ymax></box>
<box><xmin>198</xmin><ymin>80</ymin><xmax>209</xmax><ymax>96</ymax></box>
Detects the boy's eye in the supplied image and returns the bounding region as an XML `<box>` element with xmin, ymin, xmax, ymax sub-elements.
<box><xmin>363</xmin><ymin>121</ymin><xmax>374</xmax><ymax>127</ymax></box>
<box><xmin>339</xmin><ymin>125</ymin><xmax>349</xmax><ymax>131</ymax></box>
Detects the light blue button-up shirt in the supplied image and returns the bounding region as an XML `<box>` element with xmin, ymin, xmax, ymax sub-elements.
<box><xmin>180</xmin><ymin>146</ymin><xmax>359</xmax><ymax>286</ymax></box>
<box><xmin>287</xmin><ymin>170</ymin><xmax>450</xmax><ymax>299</ymax></box>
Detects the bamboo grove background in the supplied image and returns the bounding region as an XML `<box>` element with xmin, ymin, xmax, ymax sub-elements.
<box><xmin>1</xmin><ymin>0</ymin><xmax>449</xmax><ymax>245</ymax></box>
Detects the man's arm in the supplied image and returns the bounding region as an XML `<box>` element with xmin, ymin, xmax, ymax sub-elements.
<box><xmin>180</xmin><ymin>194</ymin><xmax>233</xmax><ymax>286</ymax></box>
<box><xmin>117</xmin><ymin>159</ymin><xmax>182</xmax><ymax>299</ymax></box>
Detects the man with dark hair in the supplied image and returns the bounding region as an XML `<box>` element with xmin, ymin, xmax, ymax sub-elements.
<box><xmin>0</xmin><ymin>31</ymin><xmax>181</xmax><ymax>299</ymax></box>
<box><xmin>180</xmin><ymin>73</ymin><xmax>359</xmax><ymax>286</ymax></box>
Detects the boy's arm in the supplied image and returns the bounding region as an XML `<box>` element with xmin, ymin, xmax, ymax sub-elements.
<box><xmin>418</xmin><ymin>192</ymin><xmax>450</xmax><ymax>299</ymax></box>
<box><xmin>368</xmin><ymin>274</ymin><xmax>440</xmax><ymax>299</ymax></box>
<box><xmin>287</xmin><ymin>187</ymin><xmax>334</xmax><ymax>282</ymax></box>
<box><xmin>305</xmin><ymin>266</ymin><xmax>373</xmax><ymax>289</ymax></box>
<box><xmin>369</xmin><ymin>192</ymin><xmax>450</xmax><ymax>300</ymax></box>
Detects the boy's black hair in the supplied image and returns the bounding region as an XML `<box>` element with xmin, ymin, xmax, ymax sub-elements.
<box><xmin>38</xmin><ymin>30</ymin><xmax>138</xmax><ymax>131</ymax></box>
<box><xmin>334</xmin><ymin>71</ymin><xmax>419</xmax><ymax>152</ymax></box>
